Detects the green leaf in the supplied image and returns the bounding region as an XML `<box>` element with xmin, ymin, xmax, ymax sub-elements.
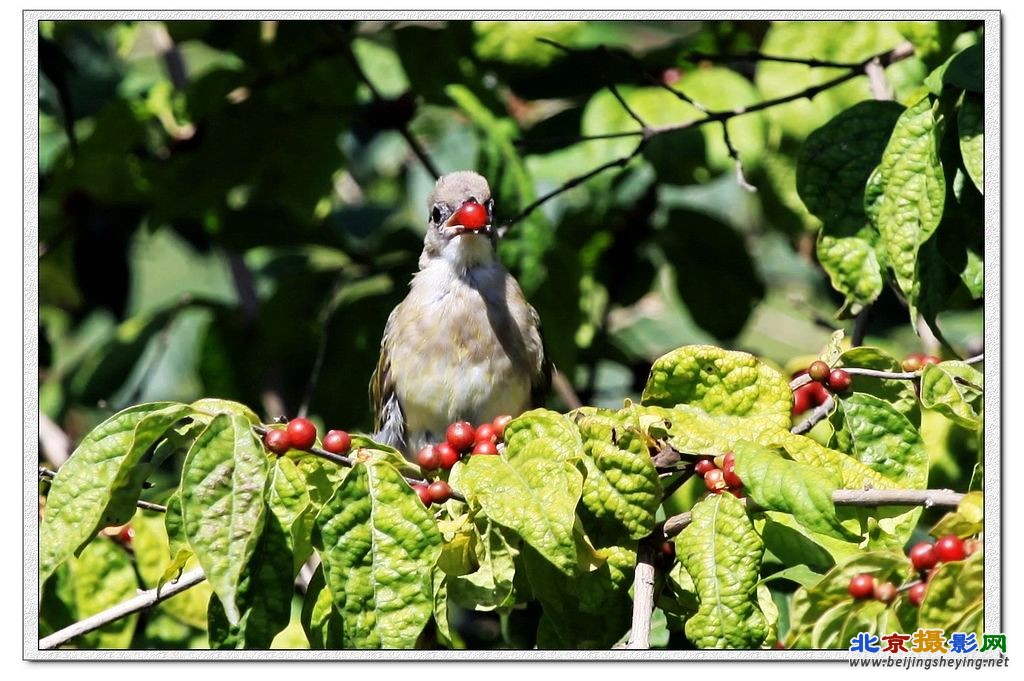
<box><xmin>920</xmin><ymin>360</ymin><xmax>984</xmax><ymax>430</ymax></box>
<box><xmin>874</xmin><ymin>93</ymin><xmax>946</xmax><ymax>296</ymax></box>
<box><xmin>40</xmin><ymin>401</ymin><xmax>192</xmax><ymax>583</ymax></box>
<box><xmin>132</xmin><ymin>510</ymin><xmax>212</xmax><ymax>629</ymax></box>
<box><xmin>191</xmin><ymin>397</ymin><xmax>261</xmax><ymax>424</ymax></box>
<box><xmin>300</xmin><ymin>564</ymin><xmax>344</xmax><ymax>649</ymax></box>
<box><xmin>431</xmin><ymin>570</ymin><xmax>462</xmax><ymax>649</ymax></box>
<box><xmin>732</xmin><ymin>440</ymin><xmax>855</xmax><ymax>541</ymax></box>
<box><xmin>577</xmin><ymin>417</ymin><xmax>661</xmax><ymax>541</ymax></box>
<box><xmin>958</xmin><ymin>92</ymin><xmax>983</xmax><ymax>194</ymax></box>
<box><xmin>786</xmin><ymin>551</ymin><xmax>913</xmax><ymax>649</ymax></box>
<box><xmin>798</xmin><ymin>101</ymin><xmax>903</xmax><ymax>308</ymax></box>
<box><xmin>677</xmin><ymin>493</ymin><xmax>768</xmax><ymax>649</ymax></box>
<box><xmin>930</xmin><ymin>490</ymin><xmax>983</xmax><ymax>538</ymax></box>
<box><xmin>268</xmin><ymin>456</ymin><xmax>315</xmax><ymax>576</ymax></box>
<box><xmin>924</xmin><ymin>43</ymin><xmax>983</xmax><ymax>95</ymax></box>
<box><xmin>918</xmin><ymin>552</ymin><xmax>983</xmax><ymax>633</ymax></box>
<box><xmin>450</xmin><ymin>516</ymin><xmax>519</xmax><ymax>611</ymax></box>
<box><xmin>641</xmin><ymin>345</ymin><xmax>792</xmax><ymax>428</ymax></box>
<box><xmin>180</xmin><ymin>413</ymin><xmax>270</xmax><ymax>626</ymax></box>
<box><xmin>758</xmin><ymin>565</ymin><xmax>824</xmax><ymax>589</ymax></box>
<box><xmin>830</xmin><ymin>393</ymin><xmax>928</xmax><ymax>488</ymax></box>
<box><xmin>460</xmin><ymin>411</ymin><xmax>585</xmax><ymax>575</ymax></box>
<box><xmin>834</xmin><ymin>347</ymin><xmax>920</xmax><ymax>427</ymax></box>
<box><xmin>313</xmin><ymin>459</ymin><xmax>443</xmax><ymax>648</ymax></box>
<box><xmin>66</xmin><ymin>537</ymin><xmax>140</xmax><ymax>649</ymax></box>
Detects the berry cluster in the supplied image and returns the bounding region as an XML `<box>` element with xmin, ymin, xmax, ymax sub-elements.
<box><xmin>413</xmin><ymin>415</ymin><xmax>513</xmax><ymax>506</ymax></box>
<box><xmin>792</xmin><ymin>361</ymin><xmax>852</xmax><ymax>416</ymax></box>
<box><xmin>847</xmin><ymin>535</ymin><xmax>980</xmax><ymax>607</ymax></box>
<box><xmin>261</xmin><ymin>417</ymin><xmax>352</xmax><ymax>457</ymax></box>
<box><xmin>901</xmin><ymin>352</ymin><xmax>940</xmax><ymax>372</ymax></box>
<box><xmin>695</xmin><ymin>452</ymin><xmax>743</xmax><ymax>497</ymax></box>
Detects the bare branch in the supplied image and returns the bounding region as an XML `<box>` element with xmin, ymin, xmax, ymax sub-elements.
<box><xmin>720</xmin><ymin>120</ymin><xmax>757</xmax><ymax>192</ymax></box>
<box><xmin>299</xmin><ymin>273</ymin><xmax>347</xmax><ymax>418</ymax></box>
<box><xmin>551</xmin><ymin>368</ymin><xmax>583</xmax><ymax>410</ymax></box>
<box><xmin>38</xmin><ymin>413</ymin><xmax>71</xmax><ymax>467</ymax></box>
<box><xmin>685</xmin><ymin>51</ymin><xmax>864</xmax><ymax>70</ymax></box>
<box><xmin>624</xmin><ymin>543</ymin><xmax>656</xmax><ymax>649</ymax></box>
<box><xmin>791</xmin><ymin>394</ymin><xmax>835</xmax><ymax>434</ymax></box>
<box><xmin>39</xmin><ymin>568</ymin><xmax>206</xmax><ymax>650</ymax></box>
<box><xmin>865</xmin><ymin>57</ymin><xmax>894</xmax><ymax>101</ymax></box>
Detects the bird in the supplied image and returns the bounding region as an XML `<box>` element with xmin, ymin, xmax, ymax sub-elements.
<box><xmin>370</xmin><ymin>171</ymin><xmax>551</xmax><ymax>457</ymax></box>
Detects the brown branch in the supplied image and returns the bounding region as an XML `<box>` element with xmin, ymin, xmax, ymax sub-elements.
<box><xmin>791</xmin><ymin>395</ymin><xmax>835</xmax><ymax>435</ymax></box>
<box><xmin>509</xmin><ymin>41</ymin><xmax>915</xmax><ymax>225</ymax></box>
<box><xmin>720</xmin><ymin>119</ymin><xmax>756</xmax><ymax>192</ymax></box>
<box><xmin>661</xmin><ymin>487</ymin><xmax>965</xmax><ymax>538</ymax></box>
<box><xmin>38</xmin><ymin>413</ymin><xmax>71</xmax><ymax>468</ymax></box>
<box><xmin>685</xmin><ymin>51</ymin><xmax>865</xmax><ymax>70</ymax></box>
<box><xmin>551</xmin><ymin>368</ymin><xmax>582</xmax><ymax>411</ymax></box>
<box><xmin>298</xmin><ymin>273</ymin><xmax>347</xmax><ymax>418</ymax></box>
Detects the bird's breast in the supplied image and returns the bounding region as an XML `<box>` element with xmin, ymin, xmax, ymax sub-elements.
<box><xmin>388</xmin><ymin>264</ymin><xmax>533</xmax><ymax>440</ymax></box>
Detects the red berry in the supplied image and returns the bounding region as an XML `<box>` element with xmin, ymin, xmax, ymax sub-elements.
<box><xmin>922</xmin><ymin>355</ymin><xmax>941</xmax><ymax>366</ymax></box>
<box><xmin>428</xmin><ymin>480</ymin><xmax>452</xmax><ymax>504</ymax></box>
<box><xmin>413</xmin><ymin>483</ymin><xmax>432</xmax><ymax>506</ymax></box>
<box><xmin>827</xmin><ymin>369</ymin><xmax>852</xmax><ymax>393</ymax></box>
<box><xmin>452</xmin><ymin>201</ymin><xmax>488</xmax><ymax>230</ymax></box>
<box><xmin>446</xmin><ymin>421</ymin><xmax>476</xmax><ymax>452</ymax></box>
<box><xmin>792</xmin><ymin>385</ymin><xmax>813</xmax><ymax>415</ymax></box>
<box><xmin>704</xmin><ymin>468</ymin><xmax>727</xmax><ymax>493</ymax></box>
<box><xmin>472</xmin><ymin>440</ymin><xmax>499</xmax><ymax>456</ymax></box>
<box><xmin>492</xmin><ymin>414</ymin><xmax>513</xmax><ymax>440</ymax></box>
<box><xmin>907</xmin><ymin>582</ymin><xmax>927</xmax><ymax>607</ymax></box>
<box><xmin>286</xmin><ymin>417</ymin><xmax>317</xmax><ymax>450</ymax></box>
<box><xmin>116</xmin><ymin>524</ymin><xmax>135</xmax><ymax>546</ymax></box>
<box><xmin>694</xmin><ymin>458</ymin><xmax>716</xmax><ymax>476</ymax></box>
<box><xmin>808</xmin><ymin>360</ymin><xmax>830</xmax><ymax>382</ymax></box>
<box><xmin>263</xmin><ymin>428</ymin><xmax>292</xmax><ymax>454</ymax></box>
<box><xmin>908</xmin><ymin>542</ymin><xmax>938</xmax><ymax>572</ymax></box>
<box><xmin>933</xmin><ymin>535</ymin><xmax>966</xmax><ymax>563</ymax></box>
<box><xmin>874</xmin><ymin>581</ymin><xmax>898</xmax><ymax>603</ymax></box>
<box><xmin>322</xmin><ymin>429</ymin><xmax>351</xmax><ymax>455</ymax></box>
<box><xmin>807</xmin><ymin>381</ymin><xmax>831</xmax><ymax>406</ymax></box>
<box><xmin>724</xmin><ymin>468</ymin><xmax>743</xmax><ymax>489</ymax></box>
<box><xmin>848</xmin><ymin>573</ymin><xmax>875</xmax><ymax>599</ymax></box>
<box><xmin>436</xmin><ymin>442</ymin><xmax>460</xmax><ymax>470</ymax></box>
<box><xmin>474</xmin><ymin>423</ymin><xmax>498</xmax><ymax>445</ymax></box>
<box><xmin>417</xmin><ymin>445</ymin><xmax>441</xmax><ymax>471</ymax></box>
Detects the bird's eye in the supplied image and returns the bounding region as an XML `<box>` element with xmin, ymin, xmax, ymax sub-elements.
<box><xmin>431</xmin><ymin>206</ymin><xmax>442</xmax><ymax>224</ymax></box>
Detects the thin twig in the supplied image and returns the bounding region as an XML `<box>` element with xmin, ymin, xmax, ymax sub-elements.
<box><xmin>791</xmin><ymin>395</ymin><xmax>835</xmax><ymax>435</ymax></box>
<box><xmin>38</xmin><ymin>413</ymin><xmax>71</xmax><ymax>468</ymax></box>
<box><xmin>685</xmin><ymin>51</ymin><xmax>864</xmax><ymax>69</ymax></box>
<box><xmin>298</xmin><ymin>274</ymin><xmax>347</xmax><ymax>418</ymax></box>
<box><xmin>251</xmin><ymin>425</ymin><xmax>466</xmax><ymax>503</ymax></box>
<box><xmin>551</xmin><ymin>369</ymin><xmax>582</xmax><ymax>410</ymax></box>
<box><xmin>851</xmin><ymin>305</ymin><xmax>871</xmax><ymax>347</ymax></box>
<box><xmin>661</xmin><ymin>487</ymin><xmax>965</xmax><ymax>538</ymax></box>
<box><xmin>38</xmin><ymin>468</ymin><xmax>167</xmax><ymax>513</ymax></box>
<box><xmin>509</xmin><ymin>41</ymin><xmax>915</xmax><ymax>225</ymax></box>
<box><xmin>720</xmin><ymin>119</ymin><xmax>756</xmax><ymax>192</ymax></box>
<box><xmin>39</xmin><ymin>568</ymin><xmax>206</xmax><ymax>650</ymax></box>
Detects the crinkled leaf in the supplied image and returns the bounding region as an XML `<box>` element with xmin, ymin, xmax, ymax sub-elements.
<box><xmin>207</xmin><ymin>510</ymin><xmax>294</xmax><ymax>649</ymax></box>
<box><xmin>132</xmin><ymin>510</ymin><xmax>212</xmax><ymax>629</ymax></box>
<box><xmin>450</xmin><ymin>516</ymin><xmax>519</xmax><ymax>611</ymax></box>
<box><xmin>677</xmin><ymin>493</ymin><xmax>768</xmax><ymax>649</ymax></box>
<box><xmin>759</xmin><ymin>428</ymin><xmax>898</xmax><ymax>491</ymax></box>
<box><xmin>812</xmin><ymin>599</ymin><xmax>888</xmax><ymax>649</ymax></box>
<box><xmin>920</xmin><ymin>360</ymin><xmax>984</xmax><ymax>430</ymax></box>
<box><xmin>930</xmin><ymin>490</ymin><xmax>983</xmax><ymax>538</ymax></box>
<box><xmin>66</xmin><ymin>537</ymin><xmax>140</xmax><ymax>649</ymax></box>
<box><xmin>313</xmin><ymin>460</ymin><xmax>443</xmax><ymax>648</ymax></box>
<box><xmin>268</xmin><ymin>456</ymin><xmax>315</xmax><ymax>575</ymax></box>
<box><xmin>958</xmin><ymin>92</ymin><xmax>983</xmax><ymax>194</ymax></box>
<box><xmin>577</xmin><ymin>417</ymin><xmax>661</xmax><ymax>540</ymax></box>
<box><xmin>190</xmin><ymin>398</ymin><xmax>260</xmax><ymax>424</ymax></box>
<box><xmin>642</xmin><ymin>345</ymin><xmax>792</xmax><ymax>428</ymax></box>
<box><xmin>918</xmin><ymin>552</ymin><xmax>983</xmax><ymax>633</ymax></box>
<box><xmin>798</xmin><ymin>101</ymin><xmax>903</xmax><ymax>308</ymax></box>
<box><xmin>40</xmin><ymin>401</ymin><xmax>191</xmax><ymax>583</ymax></box>
<box><xmin>300</xmin><ymin>564</ymin><xmax>344</xmax><ymax>650</ymax></box>
<box><xmin>502</xmin><ymin>408</ymin><xmax>583</xmax><ymax>464</ymax></box>
<box><xmin>830</xmin><ymin>393</ymin><xmax>928</xmax><ymax>488</ymax></box>
<box><xmin>875</xmin><ymin>93</ymin><xmax>946</xmax><ymax>295</ymax></box>
<box><xmin>460</xmin><ymin>413</ymin><xmax>584</xmax><ymax>575</ymax></box>
<box><xmin>180</xmin><ymin>413</ymin><xmax>270</xmax><ymax>626</ymax></box>
<box><xmin>732</xmin><ymin>440</ymin><xmax>856</xmax><ymax>541</ymax></box>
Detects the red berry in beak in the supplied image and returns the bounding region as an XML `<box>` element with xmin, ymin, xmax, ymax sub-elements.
<box><xmin>453</xmin><ymin>201</ymin><xmax>489</xmax><ymax>230</ymax></box>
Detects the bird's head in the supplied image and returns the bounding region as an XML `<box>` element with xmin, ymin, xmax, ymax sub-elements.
<box><xmin>420</xmin><ymin>171</ymin><xmax>497</xmax><ymax>271</ymax></box>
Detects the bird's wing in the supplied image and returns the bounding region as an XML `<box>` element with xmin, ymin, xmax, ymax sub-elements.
<box><xmin>370</xmin><ymin>307</ymin><xmax>400</xmax><ymax>432</ymax></box>
<box><xmin>529</xmin><ymin>303</ymin><xmax>554</xmax><ymax>409</ymax></box>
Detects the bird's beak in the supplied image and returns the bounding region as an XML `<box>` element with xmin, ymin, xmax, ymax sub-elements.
<box><xmin>445</xmin><ymin>200</ymin><xmax>493</xmax><ymax>237</ymax></box>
